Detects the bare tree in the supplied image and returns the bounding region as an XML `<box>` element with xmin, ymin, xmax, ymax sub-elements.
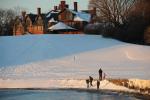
<box><xmin>0</xmin><ymin>9</ymin><xmax>15</xmax><ymax>35</ymax></box>
<box><xmin>89</xmin><ymin>0</ymin><xmax>136</xmax><ymax>26</ymax></box>
<box><xmin>0</xmin><ymin>6</ymin><xmax>27</xmax><ymax>36</ymax></box>
<box><xmin>13</xmin><ymin>6</ymin><xmax>27</xmax><ymax>16</ymax></box>
<box><xmin>131</xmin><ymin>0</ymin><xmax>150</xmax><ymax>22</ymax></box>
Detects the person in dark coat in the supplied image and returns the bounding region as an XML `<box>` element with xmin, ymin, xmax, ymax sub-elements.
<box><xmin>99</xmin><ymin>68</ymin><xmax>103</xmax><ymax>80</ymax></box>
<box><xmin>89</xmin><ymin>76</ymin><xmax>93</xmax><ymax>86</ymax></box>
<box><xmin>86</xmin><ymin>79</ymin><xmax>89</xmax><ymax>88</ymax></box>
<box><xmin>103</xmin><ymin>73</ymin><xmax>106</xmax><ymax>80</ymax></box>
<box><xmin>97</xmin><ymin>80</ymin><xmax>100</xmax><ymax>89</ymax></box>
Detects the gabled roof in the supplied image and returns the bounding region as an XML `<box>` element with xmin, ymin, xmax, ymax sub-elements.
<box><xmin>48</xmin><ymin>18</ymin><xmax>57</xmax><ymax>23</ymax></box>
<box><xmin>57</xmin><ymin>8</ymin><xmax>77</xmax><ymax>17</ymax></box>
<box><xmin>46</xmin><ymin>10</ymin><xmax>60</xmax><ymax>21</ymax></box>
<box><xmin>58</xmin><ymin>8</ymin><xmax>91</xmax><ymax>22</ymax></box>
<box><xmin>46</xmin><ymin>10</ymin><xmax>60</xmax><ymax>17</ymax></box>
<box><xmin>26</xmin><ymin>13</ymin><xmax>37</xmax><ymax>23</ymax></box>
<box><xmin>26</xmin><ymin>13</ymin><xmax>47</xmax><ymax>24</ymax></box>
<box><xmin>65</xmin><ymin>8</ymin><xmax>77</xmax><ymax>15</ymax></box>
<box><xmin>48</xmin><ymin>22</ymin><xmax>76</xmax><ymax>31</ymax></box>
<box><xmin>35</xmin><ymin>14</ymin><xmax>46</xmax><ymax>21</ymax></box>
<box><xmin>14</xmin><ymin>16</ymin><xmax>25</xmax><ymax>26</ymax></box>
<box><xmin>46</xmin><ymin>8</ymin><xmax>92</xmax><ymax>23</ymax></box>
<box><xmin>15</xmin><ymin>15</ymin><xmax>26</xmax><ymax>22</ymax></box>
<box><xmin>74</xmin><ymin>12</ymin><xmax>91</xmax><ymax>22</ymax></box>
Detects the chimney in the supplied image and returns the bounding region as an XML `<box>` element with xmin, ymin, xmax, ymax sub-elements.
<box><xmin>54</xmin><ymin>6</ymin><xmax>58</xmax><ymax>11</ymax></box>
<box><xmin>74</xmin><ymin>2</ymin><xmax>78</xmax><ymax>12</ymax></box>
<box><xmin>93</xmin><ymin>7</ymin><xmax>96</xmax><ymax>15</ymax></box>
<box><xmin>60</xmin><ymin>1</ymin><xmax>66</xmax><ymax>10</ymax></box>
<box><xmin>65</xmin><ymin>4</ymin><xmax>69</xmax><ymax>8</ymax></box>
<box><xmin>58</xmin><ymin>4</ymin><xmax>61</xmax><ymax>10</ymax></box>
<box><xmin>37</xmin><ymin>8</ymin><xmax>41</xmax><ymax>15</ymax></box>
<box><xmin>21</xmin><ymin>11</ymin><xmax>26</xmax><ymax>20</ymax></box>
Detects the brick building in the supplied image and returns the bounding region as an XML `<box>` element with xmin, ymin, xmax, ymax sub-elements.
<box><xmin>13</xmin><ymin>1</ymin><xmax>96</xmax><ymax>35</ymax></box>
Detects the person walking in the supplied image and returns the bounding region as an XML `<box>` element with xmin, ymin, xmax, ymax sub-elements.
<box><xmin>97</xmin><ymin>80</ymin><xmax>100</xmax><ymax>89</ymax></box>
<box><xmin>99</xmin><ymin>68</ymin><xmax>103</xmax><ymax>80</ymax></box>
<box><xmin>103</xmin><ymin>73</ymin><xmax>106</xmax><ymax>80</ymax></box>
<box><xmin>89</xmin><ymin>76</ymin><xmax>93</xmax><ymax>86</ymax></box>
<box><xmin>86</xmin><ymin>79</ymin><xmax>89</xmax><ymax>88</ymax></box>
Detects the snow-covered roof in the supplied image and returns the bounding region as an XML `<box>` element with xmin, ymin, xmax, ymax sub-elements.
<box><xmin>74</xmin><ymin>12</ymin><xmax>91</xmax><ymax>22</ymax></box>
<box><xmin>46</xmin><ymin>13</ymin><xmax>51</xmax><ymax>18</ymax></box>
<box><xmin>65</xmin><ymin>9</ymin><xmax>91</xmax><ymax>22</ymax></box>
<box><xmin>48</xmin><ymin>18</ymin><xmax>57</xmax><ymax>23</ymax></box>
<box><xmin>66</xmin><ymin>8</ymin><xmax>77</xmax><ymax>15</ymax></box>
<box><xmin>46</xmin><ymin>10</ymin><xmax>59</xmax><ymax>18</ymax></box>
<box><xmin>48</xmin><ymin>22</ymin><xmax>75</xmax><ymax>31</ymax></box>
<box><xmin>46</xmin><ymin>9</ymin><xmax>91</xmax><ymax>22</ymax></box>
<box><xmin>74</xmin><ymin>16</ymin><xmax>86</xmax><ymax>22</ymax></box>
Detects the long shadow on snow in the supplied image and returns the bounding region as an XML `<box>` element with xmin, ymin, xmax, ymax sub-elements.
<box><xmin>0</xmin><ymin>34</ymin><xmax>124</xmax><ymax>67</ymax></box>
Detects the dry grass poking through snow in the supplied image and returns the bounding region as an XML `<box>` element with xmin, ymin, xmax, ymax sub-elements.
<box><xmin>108</xmin><ymin>79</ymin><xmax>150</xmax><ymax>95</ymax></box>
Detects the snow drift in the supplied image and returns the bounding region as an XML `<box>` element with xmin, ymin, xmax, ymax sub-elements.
<box><xmin>0</xmin><ymin>79</ymin><xmax>134</xmax><ymax>92</ymax></box>
<box><xmin>0</xmin><ymin>34</ymin><xmax>150</xmax><ymax>90</ymax></box>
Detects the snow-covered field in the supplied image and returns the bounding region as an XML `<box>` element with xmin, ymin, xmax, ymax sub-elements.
<box><xmin>0</xmin><ymin>34</ymin><xmax>150</xmax><ymax>92</ymax></box>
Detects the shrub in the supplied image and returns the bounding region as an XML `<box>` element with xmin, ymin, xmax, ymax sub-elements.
<box><xmin>144</xmin><ymin>26</ymin><xmax>150</xmax><ymax>44</ymax></box>
<box><xmin>102</xmin><ymin>23</ymin><xmax>116</xmax><ymax>37</ymax></box>
<box><xmin>84</xmin><ymin>23</ymin><xmax>103</xmax><ymax>35</ymax></box>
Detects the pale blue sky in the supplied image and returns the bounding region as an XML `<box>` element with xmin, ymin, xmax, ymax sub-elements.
<box><xmin>0</xmin><ymin>0</ymin><xmax>89</xmax><ymax>13</ymax></box>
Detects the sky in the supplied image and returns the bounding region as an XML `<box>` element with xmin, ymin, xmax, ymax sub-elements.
<box><xmin>0</xmin><ymin>0</ymin><xmax>89</xmax><ymax>14</ymax></box>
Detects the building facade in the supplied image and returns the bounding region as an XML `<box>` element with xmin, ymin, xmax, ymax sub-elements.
<box><xmin>13</xmin><ymin>1</ymin><xmax>96</xmax><ymax>35</ymax></box>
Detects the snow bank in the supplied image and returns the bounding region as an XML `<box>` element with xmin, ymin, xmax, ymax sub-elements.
<box><xmin>0</xmin><ymin>79</ymin><xmax>134</xmax><ymax>92</ymax></box>
<box><xmin>0</xmin><ymin>34</ymin><xmax>150</xmax><ymax>92</ymax></box>
<box><xmin>129</xmin><ymin>79</ymin><xmax>150</xmax><ymax>89</ymax></box>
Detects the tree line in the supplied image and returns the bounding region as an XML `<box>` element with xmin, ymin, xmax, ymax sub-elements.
<box><xmin>85</xmin><ymin>0</ymin><xmax>150</xmax><ymax>45</ymax></box>
<box><xmin>0</xmin><ymin>7</ymin><xmax>26</xmax><ymax>36</ymax></box>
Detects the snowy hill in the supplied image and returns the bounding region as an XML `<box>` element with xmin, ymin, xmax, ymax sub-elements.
<box><xmin>0</xmin><ymin>34</ymin><xmax>123</xmax><ymax>67</ymax></box>
<box><xmin>0</xmin><ymin>34</ymin><xmax>150</xmax><ymax>80</ymax></box>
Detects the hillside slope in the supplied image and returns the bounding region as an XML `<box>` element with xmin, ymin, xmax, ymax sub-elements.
<box><xmin>0</xmin><ymin>34</ymin><xmax>150</xmax><ymax>80</ymax></box>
